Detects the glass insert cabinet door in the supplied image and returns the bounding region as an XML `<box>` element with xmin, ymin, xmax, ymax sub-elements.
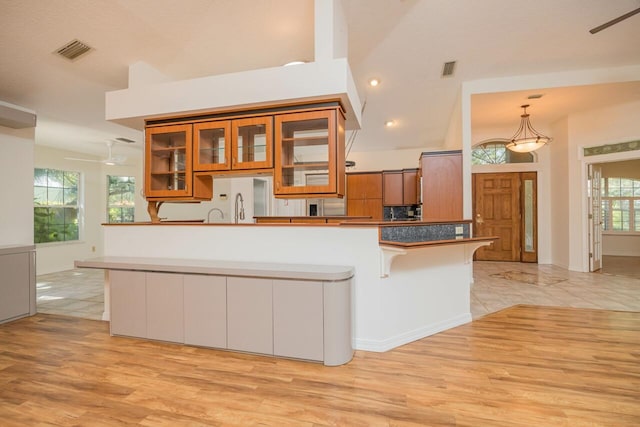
<box><xmin>145</xmin><ymin>124</ymin><xmax>193</xmax><ymax>197</ymax></box>
<box><xmin>274</xmin><ymin>110</ymin><xmax>338</xmax><ymax>195</ymax></box>
<box><xmin>231</xmin><ymin>117</ymin><xmax>273</xmax><ymax>170</ymax></box>
<box><xmin>193</xmin><ymin>121</ymin><xmax>231</xmax><ymax>171</ymax></box>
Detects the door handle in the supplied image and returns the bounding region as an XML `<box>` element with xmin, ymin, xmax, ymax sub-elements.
<box><xmin>476</xmin><ymin>213</ymin><xmax>484</xmax><ymax>224</ymax></box>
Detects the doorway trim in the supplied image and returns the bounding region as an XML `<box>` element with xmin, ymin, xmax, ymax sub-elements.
<box><xmin>580</xmin><ymin>146</ymin><xmax>640</xmax><ymax>272</ymax></box>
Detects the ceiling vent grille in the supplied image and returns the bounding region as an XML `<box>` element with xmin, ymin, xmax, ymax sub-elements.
<box><xmin>55</xmin><ymin>39</ymin><xmax>92</xmax><ymax>61</ymax></box>
<box><xmin>442</xmin><ymin>61</ymin><xmax>456</xmax><ymax>77</ymax></box>
<box><xmin>115</xmin><ymin>137</ymin><xmax>136</xmax><ymax>144</ymax></box>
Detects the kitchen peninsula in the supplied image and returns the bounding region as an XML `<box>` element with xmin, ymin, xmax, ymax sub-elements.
<box><xmin>80</xmin><ymin>219</ymin><xmax>495</xmax><ymax>355</ymax></box>
<box><xmin>98</xmin><ymin>60</ymin><xmax>493</xmax><ymax>360</ymax></box>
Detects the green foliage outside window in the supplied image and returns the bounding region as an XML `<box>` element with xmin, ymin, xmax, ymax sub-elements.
<box><xmin>107</xmin><ymin>175</ymin><xmax>135</xmax><ymax>223</ymax></box>
<box><xmin>34</xmin><ymin>168</ymin><xmax>80</xmax><ymax>243</ymax></box>
<box><xmin>601</xmin><ymin>177</ymin><xmax>640</xmax><ymax>232</ymax></box>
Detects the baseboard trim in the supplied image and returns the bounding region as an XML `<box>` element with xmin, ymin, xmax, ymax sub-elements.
<box><xmin>354</xmin><ymin>313</ymin><xmax>472</xmax><ymax>352</ymax></box>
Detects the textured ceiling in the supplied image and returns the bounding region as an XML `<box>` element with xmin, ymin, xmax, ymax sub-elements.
<box><xmin>1</xmin><ymin>0</ymin><xmax>639</xmax><ymax>158</ymax></box>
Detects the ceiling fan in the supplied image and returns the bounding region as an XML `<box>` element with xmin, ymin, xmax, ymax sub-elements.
<box><xmin>65</xmin><ymin>140</ymin><xmax>128</xmax><ymax>166</ymax></box>
<box><xmin>589</xmin><ymin>6</ymin><xmax>640</xmax><ymax>34</ymax></box>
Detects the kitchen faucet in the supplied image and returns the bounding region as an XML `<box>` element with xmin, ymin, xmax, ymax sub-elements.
<box><xmin>207</xmin><ymin>207</ymin><xmax>224</xmax><ymax>223</ymax></box>
<box><xmin>234</xmin><ymin>193</ymin><xmax>245</xmax><ymax>224</ymax></box>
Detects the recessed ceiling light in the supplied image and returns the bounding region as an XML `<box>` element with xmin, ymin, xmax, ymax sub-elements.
<box><xmin>385</xmin><ymin>120</ymin><xmax>396</xmax><ymax>127</ymax></box>
<box><xmin>283</xmin><ymin>61</ymin><xmax>306</xmax><ymax>67</ymax></box>
<box><xmin>369</xmin><ymin>78</ymin><xmax>380</xmax><ymax>87</ymax></box>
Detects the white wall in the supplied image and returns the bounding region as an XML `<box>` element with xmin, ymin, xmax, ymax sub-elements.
<box><xmin>157</xmin><ymin>176</ymin><xmax>304</xmax><ymax>223</ymax></box>
<box><xmin>0</xmin><ymin>126</ymin><xmax>34</xmax><ymax>246</ymax></box>
<box><xmin>549</xmin><ymin>117</ymin><xmax>571</xmax><ymax>268</ymax></box>
<box><xmin>602</xmin><ymin>234</ymin><xmax>640</xmax><ymax>257</ymax></box>
<box><xmin>34</xmin><ymin>145</ymin><xmax>143</xmax><ymax>274</ymax></box>
<box><xmin>347</xmin><ymin>147</ymin><xmax>423</xmax><ymax>171</ymax></box>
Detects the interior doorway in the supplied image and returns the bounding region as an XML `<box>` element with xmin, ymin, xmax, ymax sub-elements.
<box><xmin>587</xmin><ymin>158</ymin><xmax>640</xmax><ymax>274</ymax></box>
<box><xmin>472</xmin><ymin>172</ymin><xmax>538</xmax><ymax>262</ymax></box>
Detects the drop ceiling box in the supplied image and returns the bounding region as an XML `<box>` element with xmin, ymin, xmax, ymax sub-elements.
<box><xmin>105</xmin><ymin>58</ymin><xmax>361</xmax><ymax>130</ymax></box>
<box><xmin>0</xmin><ymin>101</ymin><xmax>37</xmax><ymax>129</ymax></box>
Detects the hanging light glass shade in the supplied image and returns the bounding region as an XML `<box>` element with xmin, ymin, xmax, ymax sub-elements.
<box><xmin>505</xmin><ymin>104</ymin><xmax>552</xmax><ymax>153</ymax></box>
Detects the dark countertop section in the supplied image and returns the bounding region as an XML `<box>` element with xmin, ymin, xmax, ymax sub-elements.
<box><xmin>380</xmin><ymin>236</ymin><xmax>498</xmax><ymax>248</ymax></box>
<box><xmin>254</xmin><ymin>216</ymin><xmax>372</xmax><ymax>222</ymax></box>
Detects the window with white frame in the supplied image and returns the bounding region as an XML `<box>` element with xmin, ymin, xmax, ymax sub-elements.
<box><xmin>34</xmin><ymin>168</ymin><xmax>80</xmax><ymax>243</ymax></box>
<box><xmin>471</xmin><ymin>141</ymin><xmax>534</xmax><ymax>165</ymax></box>
<box><xmin>601</xmin><ymin>177</ymin><xmax>640</xmax><ymax>232</ymax></box>
<box><xmin>107</xmin><ymin>175</ymin><xmax>136</xmax><ymax>223</ymax></box>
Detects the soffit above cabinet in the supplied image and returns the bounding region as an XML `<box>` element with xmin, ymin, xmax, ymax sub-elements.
<box><xmin>106</xmin><ymin>58</ymin><xmax>361</xmax><ymax>132</ymax></box>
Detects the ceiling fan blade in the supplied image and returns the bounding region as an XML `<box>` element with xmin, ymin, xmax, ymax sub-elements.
<box><xmin>64</xmin><ymin>156</ymin><xmax>101</xmax><ymax>163</ymax></box>
<box><xmin>589</xmin><ymin>7</ymin><xmax>640</xmax><ymax>34</ymax></box>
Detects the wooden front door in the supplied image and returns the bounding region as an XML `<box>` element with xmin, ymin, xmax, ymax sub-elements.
<box><xmin>473</xmin><ymin>173</ymin><xmax>522</xmax><ymax>261</ymax></box>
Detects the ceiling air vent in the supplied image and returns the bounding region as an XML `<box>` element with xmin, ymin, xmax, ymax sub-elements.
<box><xmin>55</xmin><ymin>39</ymin><xmax>93</xmax><ymax>61</ymax></box>
<box><xmin>442</xmin><ymin>61</ymin><xmax>456</xmax><ymax>77</ymax></box>
<box><xmin>115</xmin><ymin>137</ymin><xmax>136</xmax><ymax>144</ymax></box>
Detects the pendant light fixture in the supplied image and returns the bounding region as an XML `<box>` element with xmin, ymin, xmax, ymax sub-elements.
<box><xmin>506</xmin><ymin>104</ymin><xmax>552</xmax><ymax>153</ymax></box>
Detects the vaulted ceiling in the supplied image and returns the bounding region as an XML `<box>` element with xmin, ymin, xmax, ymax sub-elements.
<box><xmin>1</xmin><ymin>0</ymin><xmax>639</xmax><ymax>159</ymax></box>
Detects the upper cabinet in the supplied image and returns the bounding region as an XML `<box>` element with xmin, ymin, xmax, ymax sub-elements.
<box><xmin>383</xmin><ymin>169</ymin><xmax>418</xmax><ymax>206</ymax></box>
<box><xmin>145</xmin><ymin>124</ymin><xmax>212</xmax><ymax>200</ymax></box>
<box><xmin>274</xmin><ymin>107</ymin><xmax>345</xmax><ymax>197</ymax></box>
<box><xmin>194</xmin><ymin>117</ymin><xmax>272</xmax><ymax>172</ymax></box>
<box><xmin>383</xmin><ymin>171</ymin><xmax>403</xmax><ymax>206</ymax></box>
<box><xmin>193</xmin><ymin>120</ymin><xmax>231</xmax><ymax>171</ymax></box>
<box><xmin>420</xmin><ymin>150</ymin><xmax>462</xmax><ymax>220</ymax></box>
<box><xmin>232</xmin><ymin>117</ymin><xmax>273</xmax><ymax>170</ymax></box>
<box><xmin>145</xmin><ymin>102</ymin><xmax>345</xmax><ymax>202</ymax></box>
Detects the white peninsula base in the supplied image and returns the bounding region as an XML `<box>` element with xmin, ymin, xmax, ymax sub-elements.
<box><xmin>91</xmin><ymin>223</ymin><xmax>492</xmax><ymax>353</ymax></box>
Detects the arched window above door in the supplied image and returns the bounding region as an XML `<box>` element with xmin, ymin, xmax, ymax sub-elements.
<box><xmin>472</xmin><ymin>139</ymin><xmax>535</xmax><ymax>165</ymax></box>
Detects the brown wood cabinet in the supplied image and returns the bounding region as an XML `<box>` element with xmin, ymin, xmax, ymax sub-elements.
<box><xmin>383</xmin><ymin>169</ymin><xmax>418</xmax><ymax>206</ymax></box>
<box><xmin>346</xmin><ymin>172</ymin><xmax>383</xmax><ymax>220</ymax></box>
<box><xmin>145</xmin><ymin>102</ymin><xmax>345</xmax><ymax>203</ymax></box>
<box><xmin>403</xmin><ymin>168</ymin><xmax>419</xmax><ymax>205</ymax></box>
<box><xmin>420</xmin><ymin>150</ymin><xmax>462</xmax><ymax>220</ymax></box>
<box><xmin>274</xmin><ymin>107</ymin><xmax>345</xmax><ymax>197</ymax></box>
<box><xmin>383</xmin><ymin>171</ymin><xmax>403</xmax><ymax>206</ymax></box>
<box><xmin>193</xmin><ymin>116</ymin><xmax>272</xmax><ymax>172</ymax></box>
<box><xmin>193</xmin><ymin>120</ymin><xmax>231</xmax><ymax>171</ymax></box>
<box><xmin>145</xmin><ymin>124</ymin><xmax>212</xmax><ymax>200</ymax></box>
<box><xmin>232</xmin><ymin>116</ymin><xmax>273</xmax><ymax>170</ymax></box>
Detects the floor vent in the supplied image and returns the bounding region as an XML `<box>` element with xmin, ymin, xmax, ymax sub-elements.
<box><xmin>442</xmin><ymin>61</ymin><xmax>456</xmax><ymax>77</ymax></box>
<box><xmin>55</xmin><ymin>39</ymin><xmax>93</xmax><ymax>61</ymax></box>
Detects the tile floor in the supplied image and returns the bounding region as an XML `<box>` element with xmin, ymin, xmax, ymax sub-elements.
<box><xmin>471</xmin><ymin>257</ymin><xmax>640</xmax><ymax>318</ymax></box>
<box><xmin>36</xmin><ymin>256</ymin><xmax>640</xmax><ymax>321</ymax></box>
<box><xmin>36</xmin><ymin>268</ymin><xmax>105</xmax><ymax>320</ymax></box>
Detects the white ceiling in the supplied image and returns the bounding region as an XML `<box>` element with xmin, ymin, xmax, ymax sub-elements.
<box><xmin>1</xmin><ymin>0</ymin><xmax>640</xmax><ymax>159</ymax></box>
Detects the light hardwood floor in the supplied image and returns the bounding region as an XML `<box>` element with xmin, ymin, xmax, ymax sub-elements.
<box><xmin>16</xmin><ymin>256</ymin><xmax>640</xmax><ymax>425</ymax></box>
<box><xmin>1</xmin><ymin>305</ymin><xmax>638</xmax><ymax>426</ymax></box>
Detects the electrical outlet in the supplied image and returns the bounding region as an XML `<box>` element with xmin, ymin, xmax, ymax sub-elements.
<box><xmin>455</xmin><ymin>226</ymin><xmax>463</xmax><ymax>234</ymax></box>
